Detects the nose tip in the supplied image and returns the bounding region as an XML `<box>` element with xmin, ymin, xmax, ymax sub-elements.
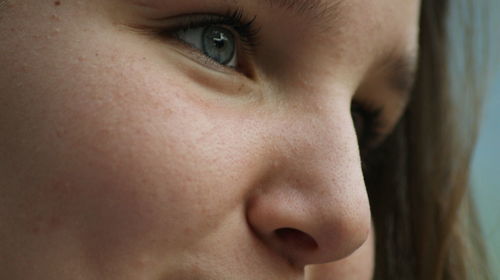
<box><xmin>245</xmin><ymin>105</ymin><xmax>372</xmax><ymax>268</ymax></box>
<box><xmin>246</xmin><ymin>186</ymin><xmax>371</xmax><ymax>267</ymax></box>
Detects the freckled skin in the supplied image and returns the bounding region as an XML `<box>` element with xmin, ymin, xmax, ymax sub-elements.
<box><xmin>0</xmin><ymin>0</ymin><xmax>420</xmax><ymax>279</ymax></box>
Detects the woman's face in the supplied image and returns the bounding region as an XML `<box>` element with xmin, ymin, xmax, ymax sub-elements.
<box><xmin>0</xmin><ymin>0</ymin><xmax>420</xmax><ymax>279</ymax></box>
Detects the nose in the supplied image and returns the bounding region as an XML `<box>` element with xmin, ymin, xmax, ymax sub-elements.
<box><xmin>246</xmin><ymin>107</ymin><xmax>372</xmax><ymax>268</ymax></box>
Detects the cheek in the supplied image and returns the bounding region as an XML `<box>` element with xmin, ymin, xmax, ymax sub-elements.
<box><xmin>0</xmin><ymin>2</ymin><xmax>373</xmax><ymax>277</ymax></box>
<box><xmin>0</xmin><ymin>12</ymin><xmax>265</xmax><ymax>272</ymax></box>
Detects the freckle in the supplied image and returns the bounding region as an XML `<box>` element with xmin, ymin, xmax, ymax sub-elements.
<box><xmin>77</xmin><ymin>56</ymin><xmax>85</xmax><ymax>62</ymax></box>
<box><xmin>54</xmin><ymin>1</ymin><xmax>61</xmax><ymax>6</ymax></box>
<box><xmin>50</xmin><ymin>14</ymin><xmax>61</xmax><ymax>21</ymax></box>
<box><xmin>50</xmin><ymin>179</ymin><xmax>71</xmax><ymax>197</ymax></box>
<box><xmin>31</xmin><ymin>225</ymin><xmax>40</xmax><ymax>234</ymax></box>
<box><xmin>133</xmin><ymin>260</ymin><xmax>145</xmax><ymax>270</ymax></box>
<box><xmin>49</xmin><ymin>217</ymin><xmax>62</xmax><ymax>228</ymax></box>
<box><xmin>55</xmin><ymin>128</ymin><xmax>66</xmax><ymax>138</ymax></box>
<box><xmin>183</xmin><ymin>226</ymin><xmax>193</xmax><ymax>235</ymax></box>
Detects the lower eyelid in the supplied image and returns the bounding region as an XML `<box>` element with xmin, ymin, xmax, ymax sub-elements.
<box><xmin>167</xmin><ymin>39</ymin><xmax>235</xmax><ymax>74</ymax></box>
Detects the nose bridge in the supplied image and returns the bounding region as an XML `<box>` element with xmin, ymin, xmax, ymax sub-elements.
<box><xmin>277</xmin><ymin>76</ymin><xmax>358</xmax><ymax>161</ymax></box>
<box><xmin>282</xmin><ymin>104</ymin><xmax>369</xmax><ymax>229</ymax></box>
<box><xmin>291</xmin><ymin>108</ymin><xmax>371</xmax><ymax>257</ymax></box>
<box><xmin>279</xmin><ymin>100</ymin><xmax>360</xmax><ymax>178</ymax></box>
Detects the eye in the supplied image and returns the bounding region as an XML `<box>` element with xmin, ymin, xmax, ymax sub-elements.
<box><xmin>175</xmin><ymin>25</ymin><xmax>237</xmax><ymax>67</ymax></box>
<box><xmin>351</xmin><ymin>102</ymin><xmax>384</xmax><ymax>150</ymax></box>
<box><xmin>156</xmin><ymin>10</ymin><xmax>259</xmax><ymax>74</ymax></box>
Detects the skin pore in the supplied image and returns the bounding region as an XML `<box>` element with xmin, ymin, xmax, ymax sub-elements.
<box><xmin>0</xmin><ymin>0</ymin><xmax>420</xmax><ymax>279</ymax></box>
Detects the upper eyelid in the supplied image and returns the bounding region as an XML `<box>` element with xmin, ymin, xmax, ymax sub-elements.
<box><xmin>153</xmin><ymin>11</ymin><xmax>254</xmax><ymax>32</ymax></box>
<box><xmin>160</xmin><ymin>14</ymin><xmax>229</xmax><ymax>29</ymax></box>
<box><xmin>153</xmin><ymin>9</ymin><xmax>260</xmax><ymax>46</ymax></box>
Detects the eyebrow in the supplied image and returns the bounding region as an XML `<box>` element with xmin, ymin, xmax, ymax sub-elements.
<box><xmin>137</xmin><ymin>0</ymin><xmax>345</xmax><ymax>29</ymax></box>
<box><xmin>262</xmin><ymin>0</ymin><xmax>344</xmax><ymax>28</ymax></box>
<box><xmin>264</xmin><ymin>0</ymin><xmax>418</xmax><ymax>96</ymax></box>
<box><xmin>385</xmin><ymin>53</ymin><xmax>418</xmax><ymax>96</ymax></box>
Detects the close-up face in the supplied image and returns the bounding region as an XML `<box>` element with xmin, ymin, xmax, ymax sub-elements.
<box><xmin>0</xmin><ymin>0</ymin><xmax>420</xmax><ymax>279</ymax></box>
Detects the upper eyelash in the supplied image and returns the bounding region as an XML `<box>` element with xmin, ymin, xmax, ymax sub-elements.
<box><xmin>351</xmin><ymin>101</ymin><xmax>385</xmax><ymax>149</ymax></box>
<box><xmin>158</xmin><ymin>9</ymin><xmax>261</xmax><ymax>55</ymax></box>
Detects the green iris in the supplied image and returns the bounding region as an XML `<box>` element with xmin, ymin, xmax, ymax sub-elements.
<box><xmin>202</xmin><ymin>26</ymin><xmax>236</xmax><ymax>66</ymax></box>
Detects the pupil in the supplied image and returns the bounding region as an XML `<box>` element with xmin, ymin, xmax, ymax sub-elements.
<box><xmin>212</xmin><ymin>32</ymin><xmax>227</xmax><ymax>49</ymax></box>
<box><xmin>202</xmin><ymin>26</ymin><xmax>235</xmax><ymax>65</ymax></box>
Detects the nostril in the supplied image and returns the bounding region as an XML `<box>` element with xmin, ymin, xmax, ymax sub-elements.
<box><xmin>274</xmin><ymin>228</ymin><xmax>318</xmax><ymax>251</ymax></box>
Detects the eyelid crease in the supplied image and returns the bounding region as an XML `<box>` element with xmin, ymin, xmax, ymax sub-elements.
<box><xmin>377</xmin><ymin>51</ymin><xmax>418</xmax><ymax>98</ymax></box>
<box><xmin>388</xmin><ymin>57</ymin><xmax>418</xmax><ymax>94</ymax></box>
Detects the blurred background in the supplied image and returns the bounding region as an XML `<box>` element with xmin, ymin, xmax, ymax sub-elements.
<box><xmin>460</xmin><ymin>0</ymin><xmax>500</xmax><ymax>277</ymax></box>
<box><xmin>473</xmin><ymin>80</ymin><xmax>500</xmax><ymax>278</ymax></box>
<box><xmin>472</xmin><ymin>64</ymin><xmax>500</xmax><ymax>276</ymax></box>
<box><xmin>473</xmin><ymin>80</ymin><xmax>500</xmax><ymax>276</ymax></box>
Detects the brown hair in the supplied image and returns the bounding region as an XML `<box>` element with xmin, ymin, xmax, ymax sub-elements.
<box><xmin>366</xmin><ymin>0</ymin><xmax>491</xmax><ymax>279</ymax></box>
